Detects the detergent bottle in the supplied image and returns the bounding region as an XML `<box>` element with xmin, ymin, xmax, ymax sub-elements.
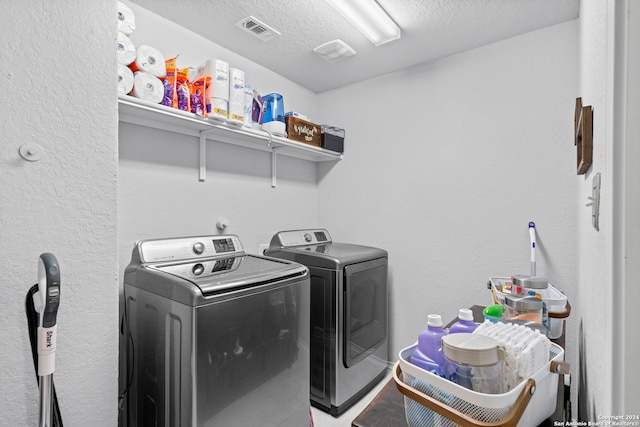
<box><xmin>410</xmin><ymin>314</ymin><xmax>448</xmax><ymax>376</ymax></box>
<box><xmin>448</xmin><ymin>308</ymin><xmax>478</xmax><ymax>334</ymax></box>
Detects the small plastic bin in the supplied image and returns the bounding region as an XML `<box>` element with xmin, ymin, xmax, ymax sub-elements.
<box><xmin>320</xmin><ymin>125</ymin><xmax>344</xmax><ymax>153</ymax></box>
<box><xmin>489</xmin><ymin>277</ymin><xmax>571</xmax><ymax>339</ymax></box>
<box><xmin>394</xmin><ymin>342</ymin><xmax>567</xmax><ymax>427</ymax></box>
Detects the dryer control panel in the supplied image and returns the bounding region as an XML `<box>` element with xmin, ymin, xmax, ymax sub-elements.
<box><xmin>138</xmin><ymin>235</ymin><xmax>244</xmax><ymax>263</ymax></box>
<box><xmin>270</xmin><ymin>229</ymin><xmax>332</xmax><ymax>248</ymax></box>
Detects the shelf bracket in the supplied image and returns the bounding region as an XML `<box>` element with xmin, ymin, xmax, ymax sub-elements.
<box><xmin>270</xmin><ymin>144</ymin><xmax>281</xmax><ymax>188</ymax></box>
<box><xmin>263</xmin><ymin>131</ymin><xmax>280</xmax><ymax>188</ymax></box>
<box><xmin>199</xmin><ymin>129</ymin><xmax>219</xmax><ymax>182</ymax></box>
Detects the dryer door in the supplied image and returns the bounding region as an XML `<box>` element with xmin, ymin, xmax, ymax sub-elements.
<box><xmin>343</xmin><ymin>257</ymin><xmax>387</xmax><ymax>368</ymax></box>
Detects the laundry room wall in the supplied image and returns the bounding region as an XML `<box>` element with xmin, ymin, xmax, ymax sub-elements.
<box><xmin>574</xmin><ymin>0</ymin><xmax>640</xmax><ymax>416</ymax></box>
<box><xmin>316</xmin><ymin>20</ymin><xmax>579</xmax><ymax>373</ymax></box>
<box><xmin>0</xmin><ymin>1</ymin><xmax>118</xmax><ymax>426</ymax></box>
<box><xmin>572</xmin><ymin>0</ymin><xmax>610</xmax><ymax>418</ymax></box>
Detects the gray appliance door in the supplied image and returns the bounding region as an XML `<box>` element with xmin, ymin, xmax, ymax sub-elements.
<box><xmin>343</xmin><ymin>257</ymin><xmax>388</xmax><ymax>368</ymax></box>
<box><xmin>194</xmin><ymin>277</ymin><xmax>310</xmax><ymax>427</ymax></box>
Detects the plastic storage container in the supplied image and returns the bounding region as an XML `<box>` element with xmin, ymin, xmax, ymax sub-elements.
<box><xmin>490</xmin><ymin>276</ymin><xmax>571</xmax><ymax>339</ymax></box>
<box><xmin>321</xmin><ymin>125</ymin><xmax>345</xmax><ymax>153</ymax></box>
<box><xmin>449</xmin><ymin>308</ymin><xmax>478</xmax><ymax>334</ymax></box>
<box><xmin>504</xmin><ymin>294</ymin><xmax>543</xmax><ymax>324</ymax></box>
<box><xmin>395</xmin><ymin>342</ymin><xmax>567</xmax><ymax>427</ymax></box>
<box><xmin>410</xmin><ymin>314</ymin><xmax>448</xmax><ymax>376</ymax></box>
<box><xmin>510</xmin><ymin>275</ymin><xmax>551</xmax><ymax>333</ymax></box>
<box><xmin>441</xmin><ymin>333</ymin><xmax>505</xmax><ymax>394</ymax></box>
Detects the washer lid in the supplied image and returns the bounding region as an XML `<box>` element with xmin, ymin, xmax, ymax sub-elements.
<box><xmin>266</xmin><ymin>229</ymin><xmax>387</xmax><ymax>268</ymax></box>
<box><xmin>266</xmin><ymin>242</ymin><xmax>387</xmax><ymax>269</ymax></box>
<box><xmin>150</xmin><ymin>254</ymin><xmax>304</xmax><ymax>295</ymax></box>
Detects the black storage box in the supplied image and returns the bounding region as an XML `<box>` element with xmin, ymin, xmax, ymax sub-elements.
<box><xmin>321</xmin><ymin>125</ymin><xmax>345</xmax><ymax>153</ymax></box>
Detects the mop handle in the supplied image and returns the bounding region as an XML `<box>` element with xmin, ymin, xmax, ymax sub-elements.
<box><xmin>529</xmin><ymin>222</ymin><xmax>536</xmax><ymax>277</ymax></box>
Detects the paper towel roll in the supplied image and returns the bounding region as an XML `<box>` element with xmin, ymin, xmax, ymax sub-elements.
<box><xmin>117</xmin><ymin>2</ymin><xmax>136</xmax><ymax>35</ymax></box>
<box><xmin>118</xmin><ymin>63</ymin><xmax>134</xmax><ymax>95</ymax></box>
<box><xmin>117</xmin><ymin>32</ymin><xmax>136</xmax><ymax>66</ymax></box>
<box><xmin>195</xmin><ymin>59</ymin><xmax>229</xmax><ymax>101</ymax></box>
<box><xmin>130</xmin><ymin>45</ymin><xmax>166</xmax><ymax>78</ymax></box>
<box><xmin>243</xmin><ymin>84</ymin><xmax>253</xmax><ymax>128</ymax></box>
<box><xmin>228</xmin><ymin>68</ymin><xmax>245</xmax><ymax>124</ymax></box>
<box><xmin>132</xmin><ymin>71</ymin><xmax>164</xmax><ymax>103</ymax></box>
<box><xmin>210</xmin><ymin>98</ymin><xmax>228</xmax><ymax>120</ymax></box>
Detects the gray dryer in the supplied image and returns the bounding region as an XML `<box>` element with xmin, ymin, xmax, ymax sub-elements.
<box><xmin>265</xmin><ymin>229</ymin><xmax>388</xmax><ymax>416</ymax></box>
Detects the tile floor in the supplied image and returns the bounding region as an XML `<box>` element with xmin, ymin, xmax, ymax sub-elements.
<box><xmin>310</xmin><ymin>369</ymin><xmax>393</xmax><ymax>427</ymax></box>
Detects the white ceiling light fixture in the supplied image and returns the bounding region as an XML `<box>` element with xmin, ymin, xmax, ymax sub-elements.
<box><xmin>324</xmin><ymin>0</ymin><xmax>401</xmax><ymax>46</ymax></box>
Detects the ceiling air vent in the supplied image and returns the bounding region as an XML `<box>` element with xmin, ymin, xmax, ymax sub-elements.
<box><xmin>236</xmin><ymin>16</ymin><xmax>281</xmax><ymax>42</ymax></box>
<box><xmin>313</xmin><ymin>39</ymin><xmax>356</xmax><ymax>63</ymax></box>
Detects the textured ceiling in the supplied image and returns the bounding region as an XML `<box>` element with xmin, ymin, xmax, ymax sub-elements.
<box><xmin>130</xmin><ymin>0</ymin><xmax>580</xmax><ymax>93</ymax></box>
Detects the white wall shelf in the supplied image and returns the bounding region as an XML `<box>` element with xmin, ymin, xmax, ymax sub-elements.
<box><xmin>118</xmin><ymin>94</ymin><xmax>342</xmax><ymax>186</ymax></box>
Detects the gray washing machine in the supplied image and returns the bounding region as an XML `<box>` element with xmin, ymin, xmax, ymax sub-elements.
<box><xmin>122</xmin><ymin>234</ymin><xmax>310</xmax><ymax>427</ymax></box>
<box><xmin>265</xmin><ymin>229</ymin><xmax>388</xmax><ymax>416</ymax></box>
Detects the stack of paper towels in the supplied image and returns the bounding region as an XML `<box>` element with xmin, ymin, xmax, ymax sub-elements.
<box><xmin>116</xmin><ymin>2</ymin><xmax>166</xmax><ymax>103</ymax></box>
<box><xmin>228</xmin><ymin>67</ymin><xmax>245</xmax><ymax>125</ymax></box>
<box><xmin>117</xmin><ymin>2</ymin><xmax>136</xmax><ymax>95</ymax></box>
<box><xmin>194</xmin><ymin>59</ymin><xmax>230</xmax><ymax>120</ymax></box>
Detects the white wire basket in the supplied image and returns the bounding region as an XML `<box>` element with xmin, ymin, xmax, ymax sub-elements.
<box><xmin>394</xmin><ymin>342</ymin><xmax>567</xmax><ymax>427</ymax></box>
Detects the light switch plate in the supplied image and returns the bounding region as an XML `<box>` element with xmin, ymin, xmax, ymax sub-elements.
<box><xmin>588</xmin><ymin>172</ymin><xmax>601</xmax><ymax>231</ymax></box>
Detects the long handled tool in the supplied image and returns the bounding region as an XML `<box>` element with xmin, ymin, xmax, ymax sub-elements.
<box><xmin>26</xmin><ymin>253</ymin><xmax>63</xmax><ymax>427</ymax></box>
<box><xmin>528</xmin><ymin>221</ymin><xmax>536</xmax><ymax>277</ymax></box>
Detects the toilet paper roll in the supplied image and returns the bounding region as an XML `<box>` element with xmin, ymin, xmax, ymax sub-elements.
<box><xmin>129</xmin><ymin>45</ymin><xmax>166</xmax><ymax>78</ymax></box>
<box><xmin>118</xmin><ymin>63</ymin><xmax>134</xmax><ymax>95</ymax></box>
<box><xmin>131</xmin><ymin>71</ymin><xmax>164</xmax><ymax>103</ymax></box>
<box><xmin>117</xmin><ymin>2</ymin><xmax>136</xmax><ymax>35</ymax></box>
<box><xmin>117</xmin><ymin>32</ymin><xmax>136</xmax><ymax>66</ymax></box>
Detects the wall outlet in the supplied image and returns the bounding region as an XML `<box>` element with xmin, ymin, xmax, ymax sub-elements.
<box><xmin>258</xmin><ymin>244</ymin><xmax>269</xmax><ymax>255</ymax></box>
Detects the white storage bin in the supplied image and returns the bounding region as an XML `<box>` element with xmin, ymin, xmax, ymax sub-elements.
<box><xmin>489</xmin><ymin>277</ymin><xmax>571</xmax><ymax>339</ymax></box>
<box><xmin>394</xmin><ymin>342</ymin><xmax>566</xmax><ymax>427</ymax></box>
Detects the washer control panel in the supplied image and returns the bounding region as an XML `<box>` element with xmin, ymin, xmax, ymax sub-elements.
<box><xmin>272</xmin><ymin>229</ymin><xmax>332</xmax><ymax>247</ymax></box>
<box><xmin>160</xmin><ymin>256</ymin><xmax>242</xmax><ymax>278</ymax></box>
<box><xmin>138</xmin><ymin>235</ymin><xmax>244</xmax><ymax>263</ymax></box>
